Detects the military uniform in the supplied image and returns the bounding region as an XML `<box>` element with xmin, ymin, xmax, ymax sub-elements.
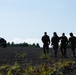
<box><xmin>51</xmin><ymin>32</ymin><xmax>59</xmax><ymax>57</ymax></box>
<box><xmin>69</xmin><ymin>33</ymin><xmax>76</xmax><ymax>57</ymax></box>
<box><xmin>60</xmin><ymin>34</ymin><xmax>68</xmax><ymax>57</ymax></box>
<box><xmin>42</xmin><ymin>32</ymin><xmax>50</xmax><ymax>55</ymax></box>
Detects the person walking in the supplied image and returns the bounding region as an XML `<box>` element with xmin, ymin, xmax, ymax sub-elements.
<box><xmin>60</xmin><ymin>33</ymin><xmax>68</xmax><ymax>57</ymax></box>
<box><xmin>41</xmin><ymin>32</ymin><xmax>50</xmax><ymax>55</ymax></box>
<box><xmin>69</xmin><ymin>33</ymin><xmax>76</xmax><ymax>57</ymax></box>
<box><xmin>51</xmin><ymin>32</ymin><xmax>59</xmax><ymax>57</ymax></box>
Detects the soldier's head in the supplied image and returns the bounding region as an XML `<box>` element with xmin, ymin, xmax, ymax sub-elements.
<box><xmin>62</xmin><ymin>33</ymin><xmax>65</xmax><ymax>36</ymax></box>
<box><xmin>53</xmin><ymin>32</ymin><xmax>57</xmax><ymax>36</ymax></box>
<box><xmin>70</xmin><ymin>32</ymin><xmax>73</xmax><ymax>36</ymax></box>
<box><xmin>44</xmin><ymin>32</ymin><xmax>47</xmax><ymax>35</ymax></box>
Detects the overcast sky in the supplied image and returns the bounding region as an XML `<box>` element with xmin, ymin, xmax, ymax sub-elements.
<box><xmin>0</xmin><ymin>0</ymin><xmax>76</xmax><ymax>47</ymax></box>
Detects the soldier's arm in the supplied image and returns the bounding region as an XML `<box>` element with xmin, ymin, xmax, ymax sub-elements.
<box><xmin>51</xmin><ymin>37</ymin><xmax>53</xmax><ymax>45</ymax></box>
<box><xmin>75</xmin><ymin>37</ymin><xmax>76</xmax><ymax>43</ymax></box>
<box><xmin>48</xmin><ymin>36</ymin><xmax>50</xmax><ymax>45</ymax></box>
<box><xmin>41</xmin><ymin>37</ymin><xmax>43</xmax><ymax>43</ymax></box>
<box><xmin>66</xmin><ymin>37</ymin><xmax>68</xmax><ymax>44</ymax></box>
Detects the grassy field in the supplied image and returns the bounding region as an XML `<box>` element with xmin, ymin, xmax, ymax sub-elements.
<box><xmin>0</xmin><ymin>47</ymin><xmax>76</xmax><ymax>75</ymax></box>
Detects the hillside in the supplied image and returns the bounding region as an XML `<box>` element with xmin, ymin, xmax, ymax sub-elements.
<box><xmin>0</xmin><ymin>47</ymin><xmax>76</xmax><ymax>64</ymax></box>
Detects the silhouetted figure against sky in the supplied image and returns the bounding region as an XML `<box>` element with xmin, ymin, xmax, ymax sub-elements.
<box><xmin>60</xmin><ymin>33</ymin><xmax>68</xmax><ymax>57</ymax></box>
<box><xmin>51</xmin><ymin>32</ymin><xmax>59</xmax><ymax>57</ymax></box>
<box><xmin>69</xmin><ymin>33</ymin><xmax>76</xmax><ymax>57</ymax></box>
<box><xmin>41</xmin><ymin>32</ymin><xmax>50</xmax><ymax>55</ymax></box>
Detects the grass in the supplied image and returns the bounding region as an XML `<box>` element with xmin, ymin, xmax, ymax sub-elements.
<box><xmin>0</xmin><ymin>47</ymin><xmax>76</xmax><ymax>75</ymax></box>
<box><xmin>0</xmin><ymin>59</ymin><xmax>75</xmax><ymax>75</ymax></box>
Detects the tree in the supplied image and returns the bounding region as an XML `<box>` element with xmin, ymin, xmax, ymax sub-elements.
<box><xmin>7</xmin><ymin>42</ymin><xmax>10</xmax><ymax>46</ymax></box>
<box><xmin>11</xmin><ymin>42</ymin><xmax>14</xmax><ymax>47</ymax></box>
<box><xmin>35</xmin><ymin>43</ymin><xmax>40</xmax><ymax>48</ymax></box>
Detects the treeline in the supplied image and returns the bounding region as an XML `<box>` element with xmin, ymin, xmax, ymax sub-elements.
<box><xmin>6</xmin><ymin>42</ymin><xmax>40</xmax><ymax>48</ymax></box>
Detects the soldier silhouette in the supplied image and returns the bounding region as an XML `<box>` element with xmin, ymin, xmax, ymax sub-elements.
<box><xmin>41</xmin><ymin>32</ymin><xmax>50</xmax><ymax>55</ymax></box>
<box><xmin>51</xmin><ymin>32</ymin><xmax>59</xmax><ymax>57</ymax></box>
<box><xmin>69</xmin><ymin>33</ymin><xmax>76</xmax><ymax>57</ymax></box>
<box><xmin>60</xmin><ymin>33</ymin><xmax>68</xmax><ymax>57</ymax></box>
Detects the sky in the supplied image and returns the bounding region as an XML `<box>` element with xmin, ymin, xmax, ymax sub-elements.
<box><xmin>0</xmin><ymin>0</ymin><xmax>76</xmax><ymax>47</ymax></box>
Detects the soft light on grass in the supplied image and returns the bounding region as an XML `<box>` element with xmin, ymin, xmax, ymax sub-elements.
<box><xmin>40</xmin><ymin>54</ymin><xmax>51</xmax><ymax>60</ymax></box>
<box><xmin>7</xmin><ymin>62</ymin><xmax>20</xmax><ymax>75</ymax></box>
<box><xmin>15</xmin><ymin>52</ymin><xmax>26</xmax><ymax>59</ymax></box>
<box><xmin>0</xmin><ymin>60</ymin><xmax>75</xmax><ymax>75</ymax></box>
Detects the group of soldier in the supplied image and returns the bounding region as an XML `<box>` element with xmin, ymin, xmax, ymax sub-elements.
<box><xmin>41</xmin><ymin>32</ymin><xmax>76</xmax><ymax>57</ymax></box>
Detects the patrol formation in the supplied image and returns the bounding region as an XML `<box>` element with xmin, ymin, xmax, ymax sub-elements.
<box><xmin>41</xmin><ymin>32</ymin><xmax>76</xmax><ymax>57</ymax></box>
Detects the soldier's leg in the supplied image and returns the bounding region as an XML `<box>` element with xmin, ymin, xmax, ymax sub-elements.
<box><xmin>46</xmin><ymin>44</ymin><xmax>49</xmax><ymax>54</ymax></box>
<box><xmin>71</xmin><ymin>45</ymin><xmax>75</xmax><ymax>57</ymax></box>
<box><xmin>72</xmin><ymin>49</ymin><xmax>75</xmax><ymax>57</ymax></box>
<box><xmin>53</xmin><ymin>45</ymin><xmax>55</xmax><ymax>57</ymax></box>
<box><xmin>53</xmin><ymin>45</ymin><xmax>57</xmax><ymax>57</ymax></box>
<box><xmin>64</xmin><ymin>47</ymin><xmax>66</xmax><ymax>57</ymax></box>
<box><xmin>55</xmin><ymin>49</ymin><xmax>57</xmax><ymax>57</ymax></box>
<box><xmin>60</xmin><ymin>46</ymin><xmax>64</xmax><ymax>57</ymax></box>
<box><xmin>43</xmin><ymin>44</ymin><xmax>46</xmax><ymax>55</ymax></box>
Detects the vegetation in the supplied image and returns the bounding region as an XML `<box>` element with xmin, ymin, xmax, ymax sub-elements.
<box><xmin>0</xmin><ymin>59</ymin><xmax>76</xmax><ymax>75</ymax></box>
<box><xmin>0</xmin><ymin>46</ymin><xmax>76</xmax><ymax>75</ymax></box>
<box><xmin>7</xmin><ymin>42</ymin><xmax>40</xmax><ymax>47</ymax></box>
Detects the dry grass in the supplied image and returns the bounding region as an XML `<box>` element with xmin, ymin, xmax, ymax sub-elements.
<box><xmin>0</xmin><ymin>47</ymin><xmax>76</xmax><ymax>75</ymax></box>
